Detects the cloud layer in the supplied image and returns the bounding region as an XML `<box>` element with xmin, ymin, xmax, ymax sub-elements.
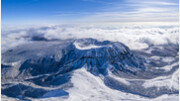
<box><xmin>2</xmin><ymin>23</ymin><xmax>179</xmax><ymax>52</ymax></box>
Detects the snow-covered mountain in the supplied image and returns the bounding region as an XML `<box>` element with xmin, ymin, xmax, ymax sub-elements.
<box><xmin>1</xmin><ymin>38</ymin><xmax>178</xmax><ymax>101</ymax></box>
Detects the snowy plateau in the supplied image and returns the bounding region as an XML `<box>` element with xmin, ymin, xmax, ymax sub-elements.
<box><xmin>1</xmin><ymin>23</ymin><xmax>179</xmax><ymax>101</ymax></box>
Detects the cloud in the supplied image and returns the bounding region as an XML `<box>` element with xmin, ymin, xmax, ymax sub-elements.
<box><xmin>2</xmin><ymin>23</ymin><xmax>179</xmax><ymax>52</ymax></box>
<box><xmin>139</xmin><ymin>1</ymin><xmax>178</xmax><ymax>6</ymax></box>
<box><xmin>56</xmin><ymin>0</ymin><xmax>178</xmax><ymax>23</ymax></box>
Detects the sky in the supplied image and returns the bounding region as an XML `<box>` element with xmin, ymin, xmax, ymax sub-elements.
<box><xmin>2</xmin><ymin>0</ymin><xmax>179</xmax><ymax>25</ymax></box>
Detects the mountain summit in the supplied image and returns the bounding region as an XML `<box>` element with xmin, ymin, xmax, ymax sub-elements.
<box><xmin>17</xmin><ymin>38</ymin><xmax>145</xmax><ymax>77</ymax></box>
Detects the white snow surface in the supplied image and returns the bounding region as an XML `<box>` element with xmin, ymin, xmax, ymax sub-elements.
<box><xmin>25</xmin><ymin>68</ymin><xmax>178</xmax><ymax>101</ymax></box>
<box><xmin>143</xmin><ymin>69</ymin><xmax>179</xmax><ymax>90</ymax></box>
<box><xmin>1</xmin><ymin>68</ymin><xmax>178</xmax><ymax>101</ymax></box>
<box><xmin>74</xmin><ymin>41</ymin><xmax>103</xmax><ymax>50</ymax></box>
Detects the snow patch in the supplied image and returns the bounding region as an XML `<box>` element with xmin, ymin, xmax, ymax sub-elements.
<box><xmin>143</xmin><ymin>69</ymin><xmax>179</xmax><ymax>90</ymax></box>
<box><xmin>107</xmin><ymin>69</ymin><xmax>130</xmax><ymax>85</ymax></box>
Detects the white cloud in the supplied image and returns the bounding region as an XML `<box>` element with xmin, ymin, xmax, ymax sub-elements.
<box><xmin>2</xmin><ymin>23</ymin><xmax>179</xmax><ymax>51</ymax></box>
<box><xmin>67</xmin><ymin>0</ymin><xmax>179</xmax><ymax>23</ymax></box>
<box><xmin>140</xmin><ymin>1</ymin><xmax>178</xmax><ymax>6</ymax></box>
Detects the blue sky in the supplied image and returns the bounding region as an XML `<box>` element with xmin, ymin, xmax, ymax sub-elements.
<box><xmin>2</xmin><ymin>0</ymin><xmax>179</xmax><ymax>24</ymax></box>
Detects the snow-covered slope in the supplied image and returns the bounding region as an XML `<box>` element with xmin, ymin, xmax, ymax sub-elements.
<box><xmin>37</xmin><ymin>68</ymin><xmax>178</xmax><ymax>101</ymax></box>
<box><xmin>1</xmin><ymin>38</ymin><xmax>178</xmax><ymax>101</ymax></box>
